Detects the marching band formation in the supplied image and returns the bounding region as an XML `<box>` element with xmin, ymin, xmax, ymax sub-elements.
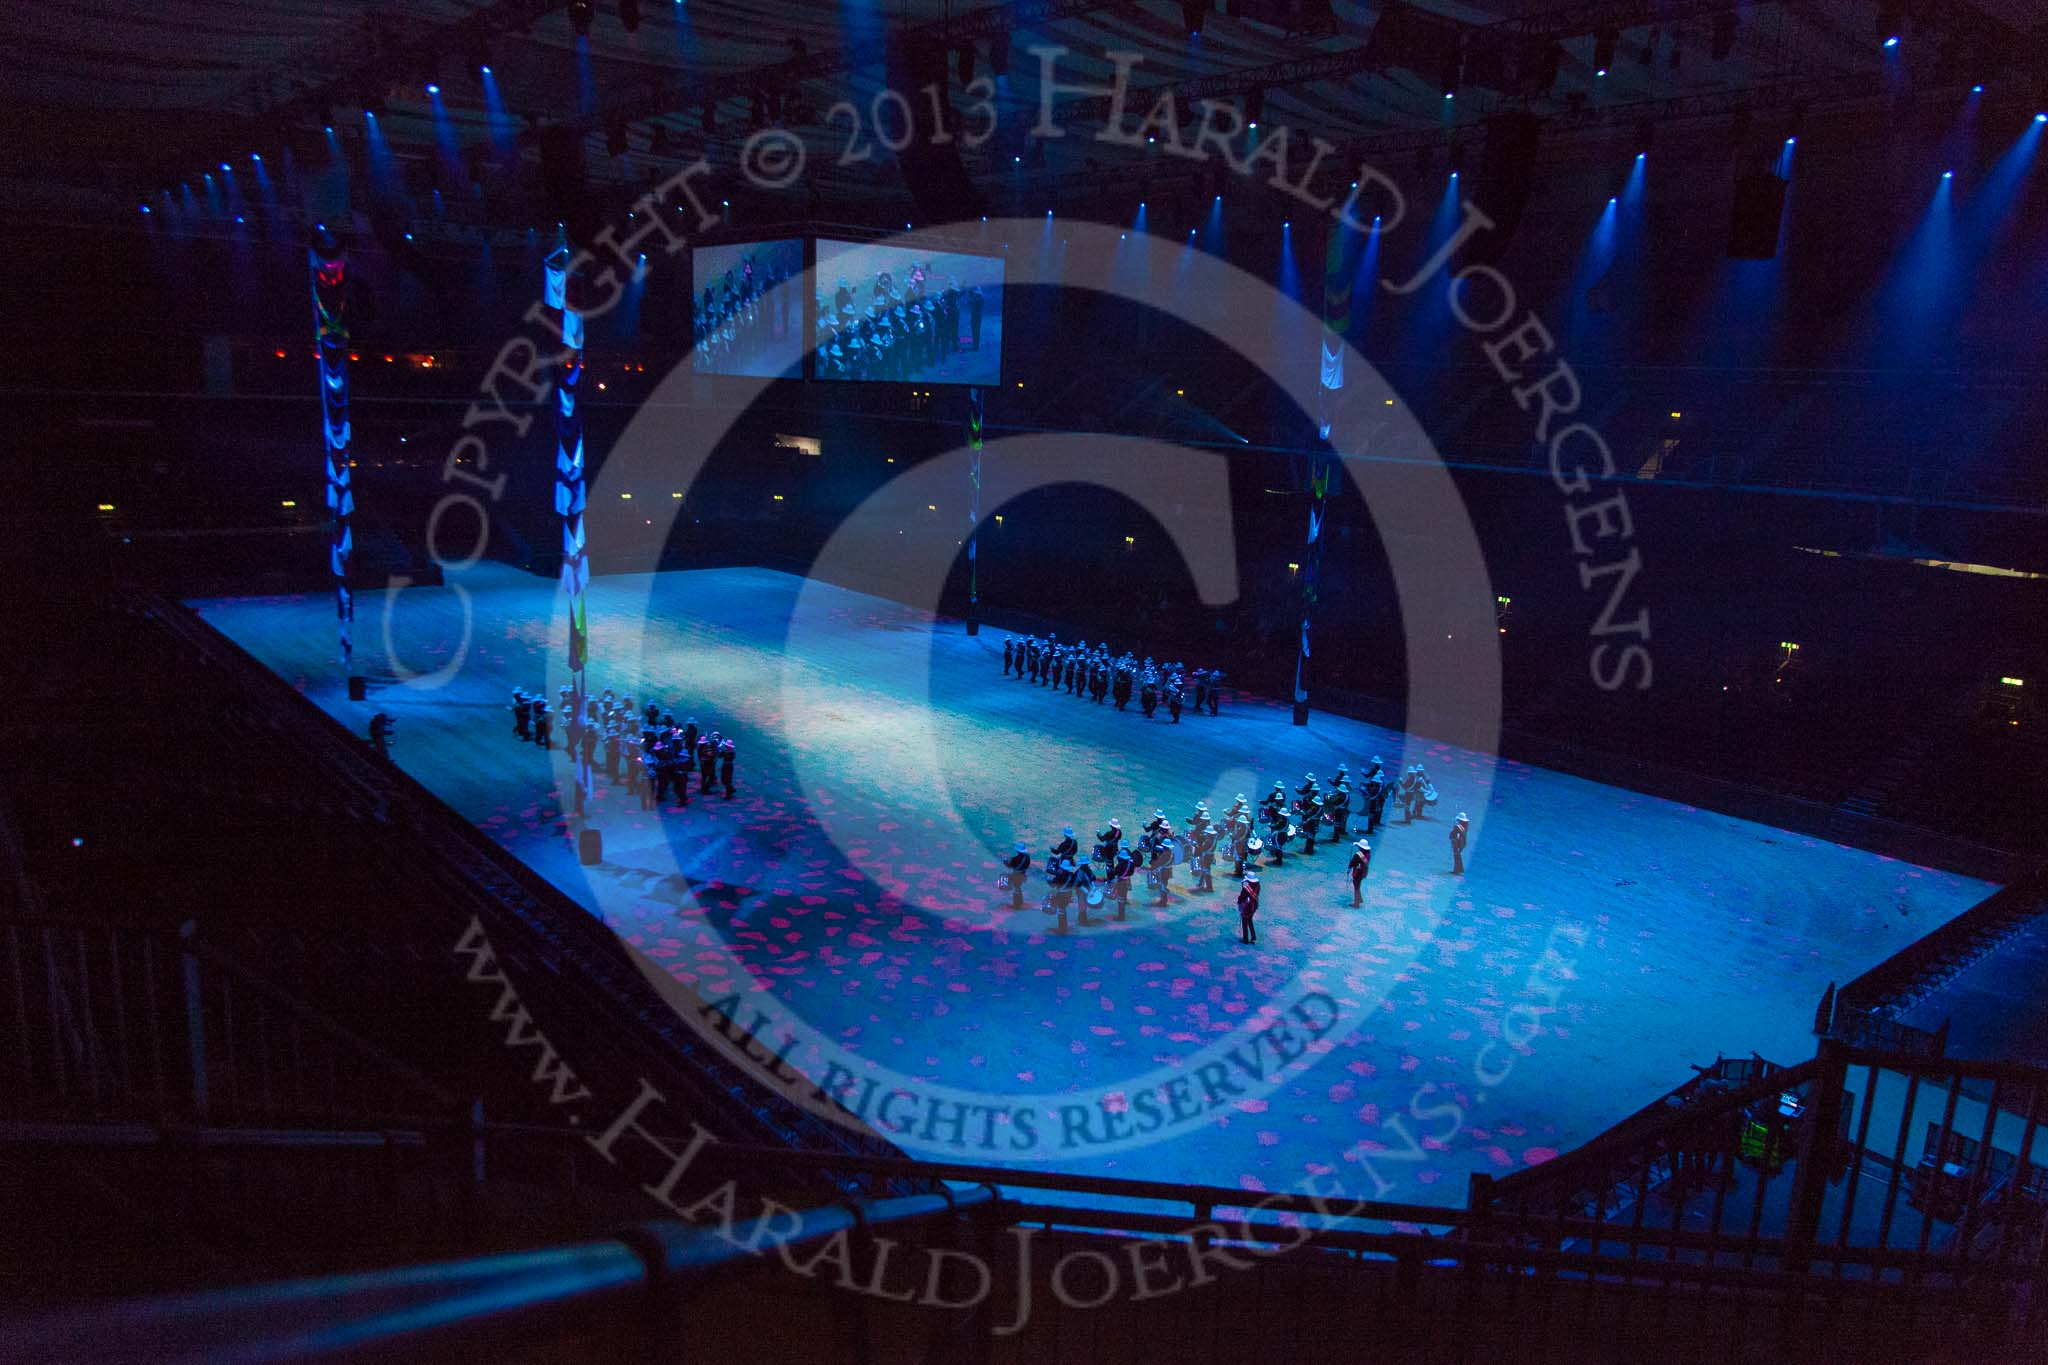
<box><xmin>1000</xmin><ymin>759</ymin><xmax>1471</xmax><ymax>941</ymax></box>
<box><xmin>497</xmin><ymin>656</ymin><xmax>1474</xmax><ymax>948</ymax></box>
<box><xmin>693</xmin><ymin>245</ymin><xmax>800</xmax><ymax>376</ymax></box>
<box><xmin>816</xmin><ymin>263</ymin><xmax>988</xmax><ymax>383</ymax></box>
<box><xmin>1001</xmin><ymin>635</ymin><xmax>1225</xmax><ymax>722</ymax></box>
<box><xmin>508</xmin><ymin>686</ymin><xmax>738</xmax><ymax>809</ymax></box>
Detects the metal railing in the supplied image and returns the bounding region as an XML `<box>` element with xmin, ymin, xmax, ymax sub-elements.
<box><xmin>2</xmin><ymin>914</ymin><xmax>455</xmax><ymax>1129</ymax></box>
<box><xmin>7</xmin><ymin>1101</ymin><xmax>2041</xmax><ymax>1364</ymax></box>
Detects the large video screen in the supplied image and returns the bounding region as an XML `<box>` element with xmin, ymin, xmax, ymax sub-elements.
<box><xmin>691</xmin><ymin>238</ymin><xmax>805</xmax><ymax>378</ymax></box>
<box><xmin>813</xmin><ymin>239</ymin><xmax>1003</xmax><ymax>386</ymax></box>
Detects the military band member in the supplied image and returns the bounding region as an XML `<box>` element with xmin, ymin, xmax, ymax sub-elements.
<box><xmin>1450</xmin><ymin>812</ymin><xmax>1470</xmax><ymax>874</ymax></box>
<box><xmin>1112</xmin><ymin>668</ymin><xmax>1133</xmax><ymax>711</ymax></box>
<box><xmin>1326</xmin><ymin>777</ymin><xmax>1352</xmax><ymax>841</ymax></box>
<box><xmin>635</xmin><ymin>746</ymin><xmax>656</xmax><ymax>810</ymax></box>
<box><xmin>532</xmin><ymin>698</ymin><xmax>552</xmax><ymax>750</ymax></box>
<box><xmin>1046</xmin><ymin>857</ymin><xmax>1077</xmax><ymax>932</ymax></box>
<box><xmin>1003</xmin><ymin>841</ymin><xmax>1032</xmax><ymax>909</ymax></box>
<box><xmin>1095</xmin><ymin>818</ymin><xmax>1123</xmax><ymax>864</ymax></box>
<box><xmin>1237</xmin><ymin>871</ymin><xmax>1261</xmax><ymax>943</ymax></box>
<box><xmin>1364</xmin><ymin>764</ymin><xmax>1390</xmax><ymax>835</ymax></box>
<box><xmin>1191</xmin><ymin>820</ymin><xmax>1217</xmax><ymax>892</ymax></box>
<box><xmin>1167</xmin><ymin>677</ymin><xmax>1184</xmax><ymax>723</ymax></box>
<box><xmin>1298</xmin><ymin>787</ymin><xmax>1324</xmax><ymax>856</ymax></box>
<box><xmin>718</xmin><ymin>736</ymin><xmax>736</xmax><ymax>799</ymax></box>
<box><xmin>1348</xmin><ymin>839</ymin><xmax>1372</xmax><ymax>906</ymax></box>
<box><xmin>1238</xmin><ymin>833</ymin><xmax>1263</xmax><ymax>881</ymax></box>
<box><xmin>1003</xmin><ymin>638</ymin><xmax>1015</xmax><ymax>676</ymax></box>
<box><xmin>1110</xmin><ymin>843</ymin><xmax>1139</xmax><ymax>918</ymax></box>
<box><xmin>1146</xmin><ymin>832</ymin><xmax>1177</xmax><ymax>905</ymax></box>
<box><xmin>1051</xmin><ymin>825</ymin><xmax>1079</xmax><ymax>865</ymax></box>
<box><xmin>512</xmin><ymin>689</ymin><xmax>532</xmax><ymax>741</ymax></box>
<box><xmin>1263</xmin><ymin>800</ymin><xmax>1292</xmax><ymax>865</ymax></box>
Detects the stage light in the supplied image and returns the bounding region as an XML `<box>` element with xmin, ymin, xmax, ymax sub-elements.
<box><xmin>1593</xmin><ymin>27</ymin><xmax>1616</xmax><ymax>73</ymax></box>
<box><xmin>139</xmin><ymin>204</ymin><xmax>149</xmax><ymax>213</ymax></box>
<box><xmin>220</xmin><ymin>162</ymin><xmax>231</xmax><ymax>172</ymax></box>
<box><xmin>1971</xmin><ymin>84</ymin><xmax>1982</xmax><ymax>93</ymax></box>
<box><xmin>1785</xmin><ymin>135</ymin><xmax>1796</xmax><ymax>145</ymax></box>
<box><xmin>96</xmin><ymin>504</ymin><xmax>115</xmax><ymax>513</ymax></box>
<box><xmin>1882</xmin><ymin>35</ymin><xmax>1898</xmax><ymax>49</ymax></box>
<box><xmin>1444</xmin><ymin>91</ymin><xmax>1454</xmax><ymax>99</ymax></box>
<box><xmin>250</xmin><ymin>152</ymin><xmax>261</xmax><ymax>162</ymax></box>
<box><xmin>2036</xmin><ymin>113</ymin><xmax>2046</xmax><ymax>123</ymax></box>
<box><xmin>281</xmin><ymin>500</ymin><xmax>297</xmax><ymax>508</ymax></box>
<box><xmin>1711</xmin><ymin>12</ymin><xmax>1735</xmax><ymax>59</ymax></box>
<box><xmin>234</xmin><ymin>215</ymin><xmax>245</xmax><ymax>223</ymax></box>
<box><xmin>481</xmin><ymin>64</ymin><xmax>492</xmax><ymax>75</ymax></box>
<box><xmin>426</xmin><ymin>83</ymin><xmax>440</xmax><ymax>95</ymax></box>
<box><xmin>1670</xmin><ymin>410</ymin><xmax>1681</xmax><ymax>419</ymax></box>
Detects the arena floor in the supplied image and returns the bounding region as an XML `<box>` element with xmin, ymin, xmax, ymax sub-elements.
<box><xmin>195</xmin><ymin>563</ymin><xmax>1991</xmax><ymax>1208</ymax></box>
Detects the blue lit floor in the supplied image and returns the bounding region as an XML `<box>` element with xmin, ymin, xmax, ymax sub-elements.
<box><xmin>196</xmin><ymin>564</ymin><xmax>1990</xmax><ymax>1211</ymax></box>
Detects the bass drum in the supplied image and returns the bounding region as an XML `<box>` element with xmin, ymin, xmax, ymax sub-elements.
<box><xmin>1163</xmin><ymin>836</ymin><xmax>1189</xmax><ymax>866</ymax></box>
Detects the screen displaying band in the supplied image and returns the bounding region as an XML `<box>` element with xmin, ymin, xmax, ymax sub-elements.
<box><xmin>812</xmin><ymin>239</ymin><xmax>1003</xmax><ymax>386</ymax></box>
<box><xmin>690</xmin><ymin>238</ymin><xmax>805</xmax><ymax>379</ymax></box>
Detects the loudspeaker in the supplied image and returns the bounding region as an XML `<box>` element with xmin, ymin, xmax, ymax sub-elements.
<box><xmin>886</xmin><ymin>38</ymin><xmax>982</xmax><ymax>224</ymax></box>
<box><xmin>1470</xmin><ymin>112</ymin><xmax>1542</xmax><ymax>262</ymax></box>
<box><xmin>1728</xmin><ymin>173</ymin><xmax>1787</xmax><ymax>259</ymax></box>
<box><xmin>539</xmin><ymin>124</ymin><xmax>598</xmax><ymax>242</ymax></box>
<box><xmin>347</xmin><ymin>675</ymin><xmax>367</xmax><ymax>701</ymax></box>
<box><xmin>578</xmin><ymin>828</ymin><xmax>603</xmax><ymax>865</ymax></box>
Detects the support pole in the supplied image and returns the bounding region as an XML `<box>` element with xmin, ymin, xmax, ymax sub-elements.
<box><xmin>309</xmin><ymin>227</ymin><xmax>354</xmax><ymax>674</ymax></box>
<box><xmin>544</xmin><ymin>239</ymin><xmax>594</xmax><ymax>819</ymax></box>
<box><xmin>1293</xmin><ymin>218</ymin><xmax>1354</xmax><ymax>726</ymax></box>
<box><xmin>964</xmin><ymin>387</ymin><xmax>983</xmax><ymax>635</ymax></box>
